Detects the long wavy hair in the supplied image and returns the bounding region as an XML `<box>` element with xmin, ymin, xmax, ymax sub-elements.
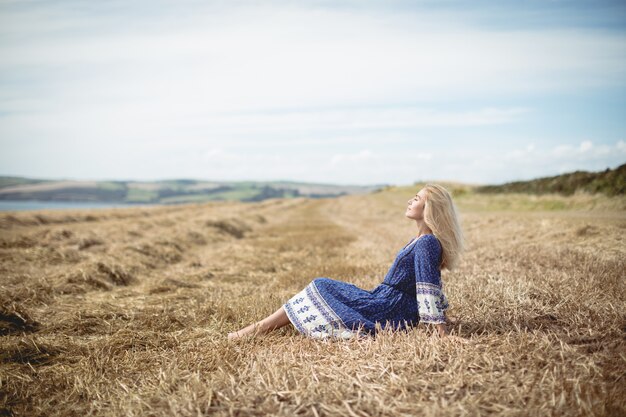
<box><xmin>422</xmin><ymin>184</ymin><xmax>464</xmax><ymax>270</ymax></box>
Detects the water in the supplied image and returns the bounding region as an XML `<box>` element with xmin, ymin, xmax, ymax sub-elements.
<box><xmin>0</xmin><ymin>200</ymin><xmax>159</xmax><ymax>211</ymax></box>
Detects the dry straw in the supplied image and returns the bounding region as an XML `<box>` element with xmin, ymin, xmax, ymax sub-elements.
<box><xmin>0</xmin><ymin>189</ymin><xmax>624</xmax><ymax>416</ymax></box>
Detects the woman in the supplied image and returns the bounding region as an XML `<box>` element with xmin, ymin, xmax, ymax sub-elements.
<box><xmin>228</xmin><ymin>184</ymin><xmax>463</xmax><ymax>340</ymax></box>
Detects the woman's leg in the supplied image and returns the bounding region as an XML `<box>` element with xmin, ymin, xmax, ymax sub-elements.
<box><xmin>228</xmin><ymin>306</ymin><xmax>291</xmax><ymax>340</ymax></box>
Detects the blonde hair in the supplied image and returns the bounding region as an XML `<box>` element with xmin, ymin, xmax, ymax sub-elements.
<box><xmin>422</xmin><ymin>184</ymin><xmax>464</xmax><ymax>270</ymax></box>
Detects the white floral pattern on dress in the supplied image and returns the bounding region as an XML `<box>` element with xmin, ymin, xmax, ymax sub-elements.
<box><xmin>416</xmin><ymin>282</ymin><xmax>449</xmax><ymax>324</ymax></box>
<box><xmin>284</xmin><ymin>281</ymin><xmax>361</xmax><ymax>339</ymax></box>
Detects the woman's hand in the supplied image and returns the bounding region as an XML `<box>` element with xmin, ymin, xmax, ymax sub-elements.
<box><xmin>434</xmin><ymin>323</ymin><xmax>447</xmax><ymax>337</ymax></box>
<box><xmin>431</xmin><ymin>323</ymin><xmax>469</xmax><ymax>344</ymax></box>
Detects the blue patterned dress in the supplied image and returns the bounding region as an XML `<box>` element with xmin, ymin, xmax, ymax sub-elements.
<box><xmin>283</xmin><ymin>234</ymin><xmax>449</xmax><ymax>339</ymax></box>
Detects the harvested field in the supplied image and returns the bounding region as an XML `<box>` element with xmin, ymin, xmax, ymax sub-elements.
<box><xmin>0</xmin><ymin>188</ymin><xmax>625</xmax><ymax>416</ymax></box>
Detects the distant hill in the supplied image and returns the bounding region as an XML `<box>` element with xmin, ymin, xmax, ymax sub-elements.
<box><xmin>477</xmin><ymin>163</ymin><xmax>626</xmax><ymax>196</ymax></box>
<box><xmin>3</xmin><ymin>163</ymin><xmax>624</xmax><ymax>205</ymax></box>
<box><xmin>0</xmin><ymin>177</ymin><xmax>385</xmax><ymax>204</ymax></box>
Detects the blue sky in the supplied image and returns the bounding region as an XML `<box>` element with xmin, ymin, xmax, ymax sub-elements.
<box><xmin>0</xmin><ymin>0</ymin><xmax>625</xmax><ymax>186</ymax></box>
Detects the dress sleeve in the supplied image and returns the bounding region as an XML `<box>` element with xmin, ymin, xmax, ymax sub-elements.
<box><xmin>414</xmin><ymin>235</ymin><xmax>448</xmax><ymax>324</ymax></box>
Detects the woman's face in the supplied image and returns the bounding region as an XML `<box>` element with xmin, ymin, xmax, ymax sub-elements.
<box><xmin>405</xmin><ymin>188</ymin><xmax>428</xmax><ymax>220</ymax></box>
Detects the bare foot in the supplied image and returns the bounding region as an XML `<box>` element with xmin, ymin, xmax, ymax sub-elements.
<box><xmin>227</xmin><ymin>331</ymin><xmax>243</xmax><ymax>340</ymax></box>
<box><xmin>228</xmin><ymin>327</ymin><xmax>257</xmax><ymax>340</ymax></box>
<box><xmin>228</xmin><ymin>323</ymin><xmax>263</xmax><ymax>341</ymax></box>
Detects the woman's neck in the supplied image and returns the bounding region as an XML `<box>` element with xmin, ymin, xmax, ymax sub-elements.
<box><xmin>415</xmin><ymin>221</ymin><xmax>432</xmax><ymax>238</ymax></box>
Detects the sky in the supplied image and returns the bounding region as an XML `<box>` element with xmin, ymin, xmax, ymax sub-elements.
<box><xmin>1</xmin><ymin>0</ymin><xmax>625</xmax><ymax>186</ymax></box>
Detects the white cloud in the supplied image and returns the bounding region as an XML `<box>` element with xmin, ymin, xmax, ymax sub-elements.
<box><xmin>579</xmin><ymin>140</ymin><xmax>593</xmax><ymax>152</ymax></box>
<box><xmin>202</xmin><ymin>148</ymin><xmax>229</xmax><ymax>161</ymax></box>
<box><xmin>165</xmin><ymin>106</ymin><xmax>529</xmax><ymax>135</ymax></box>
<box><xmin>552</xmin><ymin>144</ymin><xmax>576</xmax><ymax>157</ymax></box>
<box><xmin>506</xmin><ymin>140</ymin><xmax>624</xmax><ymax>162</ymax></box>
<box><xmin>330</xmin><ymin>149</ymin><xmax>375</xmax><ymax>165</ymax></box>
<box><xmin>1</xmin><ymin>4</ymin><xmax>624</xmax><ymax>118</ymax></box>
<box><xmin>0</xmin><ymin>2</ymin><xmax>624</xmax><ymax>185</ymax></box>
<box><xmin>472</xmin><ymin>140</ymin><xmax>626</xmax><ymax>184</ymax></box>
<box><xmin>0</xmin><ymin>104</ymin><xmax>529</xmax><ymax>156</ymax></box>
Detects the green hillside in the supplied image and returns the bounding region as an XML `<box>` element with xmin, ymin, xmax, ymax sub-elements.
<box><xmin>0</xmin><ymin>177</ymin><xmax>52</xmax><ymax>188</ymax></box>
<box><xmin>477</xmin><ymin>163</ymin><xmax>626</xmax><ymax>196</ymax></box>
